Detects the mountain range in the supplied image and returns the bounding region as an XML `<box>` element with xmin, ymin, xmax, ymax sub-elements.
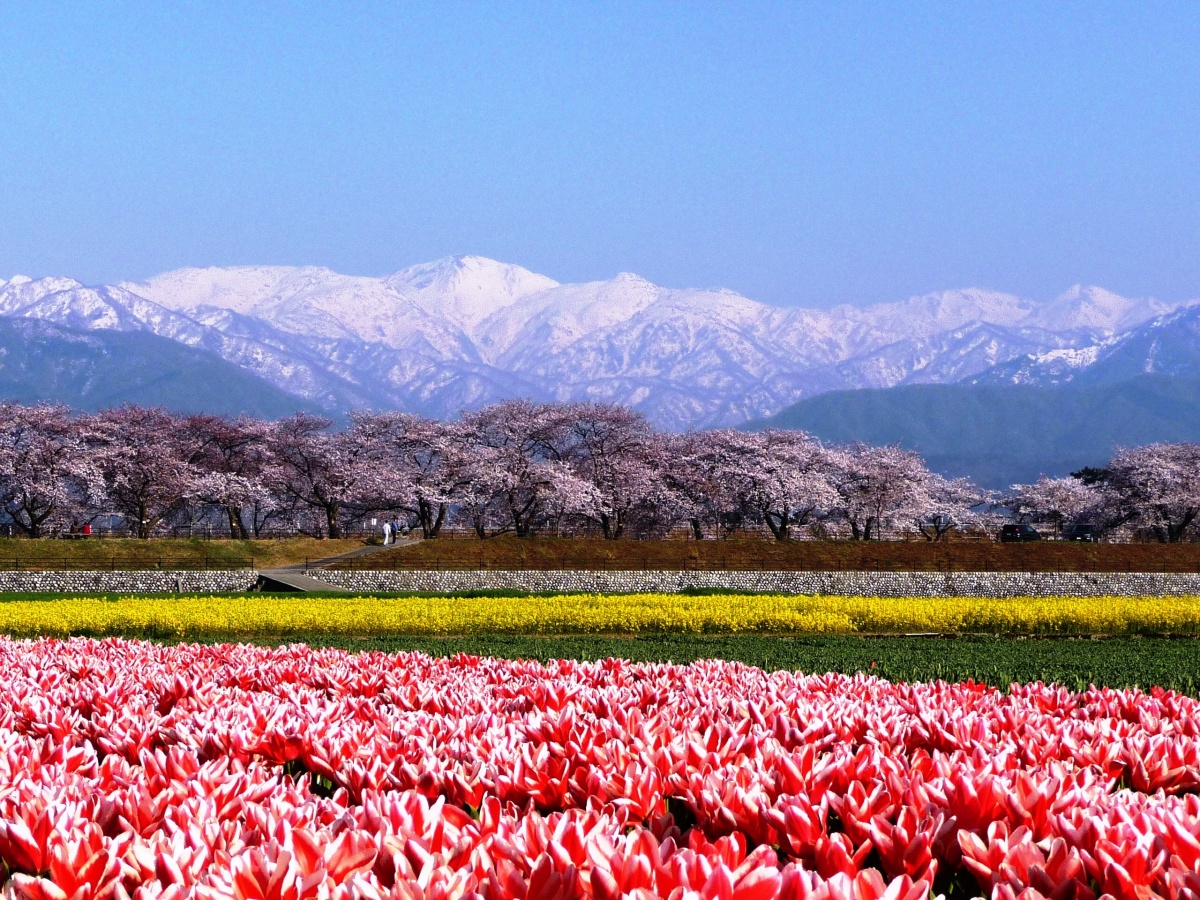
<box><xmin>1</xmin><ymin>257</ymin><xmax>1198</xmax><ymax>439</ymax></box>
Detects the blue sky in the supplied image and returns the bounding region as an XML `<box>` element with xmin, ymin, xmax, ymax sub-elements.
<box><xmin>0</xmin><ymin>2</ymin><xmax>1197</xmax><ymax>307</ymax></box>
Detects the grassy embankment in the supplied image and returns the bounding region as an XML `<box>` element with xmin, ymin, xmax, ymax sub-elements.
<box><xmin>310</xmin><ymin>633</ymin><xmax>1200</xmax><ymax>695</ymax></box>
<box><xmin>343</xmin><ymin>535</ymin><xmax>1200</xmax><ymax>572</ymax></box>
<box><xmin>0</xmin><ymin>537</ymin><xmax>365</xmax><ymax>569</ymax></box>
<box><xmin>1</xmin><ymin>534</ymin><xmax>1198</xmax><ymax>571</ymax></box>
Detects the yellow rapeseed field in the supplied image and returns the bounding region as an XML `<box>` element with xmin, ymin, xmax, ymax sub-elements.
<box><xmin>0</xmin><ymin>593</ymin><xmax>1198</xmax><ymax>638</ymax></box>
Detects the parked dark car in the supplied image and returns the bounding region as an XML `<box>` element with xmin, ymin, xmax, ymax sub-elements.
<box><xmin>1062</xmin><ymin>523</ymin><xmax>1097</xmax><ymax>542</ymax></box>
<box><xmin>1000</xmin><ymin>523</ymin><xmax>1043</xmax><ymax>542</ymax></box>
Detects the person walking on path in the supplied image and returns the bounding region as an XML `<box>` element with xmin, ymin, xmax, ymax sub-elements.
<box><xmin>382</xmin><ymin>520</ymin><xmax>392</xmax><ymax>545</ymax></box>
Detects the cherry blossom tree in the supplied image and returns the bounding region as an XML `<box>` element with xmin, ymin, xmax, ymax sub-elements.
<box><xmin>1094</xmin><ymin>443</ymin><xmax>1200</xmax><ymax>542</ymax></box>
<box><xmin>90</xmin><ymin>407</ymin><xmax>196</xmax><ymax>538</ymax></box>
<box><xmin>1006</xmin><ymin>476</ymin><xmax>1096</xmax><ymax>537</ymax></box>
<box><xmin>453</xmin><ymin>401</ymin><xmax>593</xmax><ymax>538</ymax></box>
<box><xmin>672</xmin><ymin>430</ymin><xmax>758</xmax><ymax>537</ymax></box>
<box><xmin>913</xmin><ymin>474</ymin><xmax>987</xmax><ymax>540</ymax></box>
<box><xmin>830</xmin><ymin>444</ymin><xmax>933</xmax><ymax>540</ymax></box>
<box><xmin>345</xmin><ymin>412</ymin><xmax>461</xmax><ymax>538</ymax></box>
<box><xmin>562</xmin><ymin>403</ymin><xmax>672</xmax><ymax>539</ymax></box>
<box><xmin>183</xmin><ymin>415</ymin><xmax>277</xmax><ymax>538</ymax></box>
<box><xmin>746</xmin><ymin>430</ymin><xmax>840</xmax><ymax>541</ymax></box>
<box><xmin>0</xmin><ymin>404</ymin><xmax>104</xmax><ymax>537</ymax></box>
<box><xmin>675</xmin><ymin>430</ymin><xmax>839</xmax><ymax>540</ymax></box>
<box><xmin>266</xmin><ymin>414</ymin><xmax>377</xmax><ymax>538</ymax></box>
<box><xmin>658</xmin><ymin>431</ymin><xmax>732</xmax><ymax>539</ymax></box>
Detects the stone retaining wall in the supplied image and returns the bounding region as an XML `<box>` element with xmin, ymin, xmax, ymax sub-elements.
<box><xmin>0</xmin><ymin>569</ymin><xmax>1196</xmax><ymax>596</ymax></box>
<box><xmin>0</xmin><ymin>571</ymin><xmax>257</xmax><ymax>593</ymax></box>
<box><xmin>317</xmin><ymin>569</ymin><xmax>1200</xmax><ymax>597</ymax></box>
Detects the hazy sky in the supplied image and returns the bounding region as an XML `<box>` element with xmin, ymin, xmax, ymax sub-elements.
<box><xmin>1</xmin><ymin>2</ymin><xmax>1198</xmax><ymax>307</ymax></box>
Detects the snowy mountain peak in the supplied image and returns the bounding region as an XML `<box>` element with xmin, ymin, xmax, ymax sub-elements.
<box><xmin>388</xmin><ymin>254</ymin><xmax>516</xmax><ymax>285</ymax></box>
<box><xmin>1026</xmin><ymin>284</ymin><xmax>1173</xmax><ymax>333</ymax></box>
<box><xmin>386</xmin><ymin>255</ymin><xmax>559</xmax><ymax>328</ymax></box>
<box><xmin>0</xmin><ymin>276</ymin><xmax>88</xmax><ymax>315</ymax></box>
<box><xmin>4</xmin><ymin>274</ymin><xmax>81</xmax><ymax>291</ymax></box>
<box><xmin>120</xmin><ymin>265</ymin><xmax>342</xmax><ymax>317</ymax></box>
<box><xmin>907</xmin><ymin>288</ymin><xmax>1032</xmax><ymax>322</ymax></box>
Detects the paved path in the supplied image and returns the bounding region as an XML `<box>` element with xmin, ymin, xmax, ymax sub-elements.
<box><xmin>254</xmin><ymin>537</ymin><xmax>420</xmax><ymax>592</ymax></box>
<box><xmin>253</xmin><ymin>570</ymin><xmax>351</xmax><ymax>593</ymax></box>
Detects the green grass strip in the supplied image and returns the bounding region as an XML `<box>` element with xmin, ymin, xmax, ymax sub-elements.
<box><xmin>284</xmin><ymin>633</ymin><xmax>1200</xmax><ymax>695</ymax></box>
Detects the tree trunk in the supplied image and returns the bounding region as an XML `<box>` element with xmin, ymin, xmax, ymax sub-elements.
<box><xmin>600</xmin><ymin>510</ymin><xmax>627</xmax><ymax>540</ymax></box>
<box><xmin>1168</xmin><ymin>511</ymin><xmax>1196</xmax><ymax>542</ymax></box>
<box><xmin>764</xmin><ymin>509</ymin><xmax>789</xmax><ymax>541</ymax></box>
<box><xmin>11</xmin><ymin>502</ymin><xmax>52</xmax><ymax>539</ymax></box>
<box><xmin>418</xmin><ymin>497</ymin><xmax>432</xmax><ymax>538</ymax></box>
<box><xmin>429</xmin><ymin>503</ymin><xmax>447</xmax><ymax>539</ymax></box>
<box><xmin>418</xmin><ymin>498</ymin><xmax>448</xmax><ymax>539</ymax></box>
<box><xmin>325</xmin><ymin>502</ymin><xmax>341</xmax><ymax>539</ymax></box>
<box><xmin>12</xmin><ymin>516</ymin><xmax>38</xmax><ymax>539</ymax></box>
<box><xmin>226</xmin><ymin>506</ymin><xmax>246</xmax><ymax>540</ymax></box>
<box><xmin>512</xmin><ymin>495</ymin><xmax>537</xmax><ymax>538</ymax></box>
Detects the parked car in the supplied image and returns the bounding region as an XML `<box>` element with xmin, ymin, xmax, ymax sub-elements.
<box><xmin>1062</xmin><ymin>523</ymin><xmax>1097</xmax><ymax>542</ymax></box>
<box><xmin>1000</xmin><ymin>523</ymin><xmax>1042</xmax><ymax>542</ymax></box>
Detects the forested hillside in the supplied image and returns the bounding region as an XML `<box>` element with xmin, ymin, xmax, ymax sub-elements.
<box><xmin>755</xmin><ymin>374</ymin><xmax>1200</xmax><ymax>487</ymax></box>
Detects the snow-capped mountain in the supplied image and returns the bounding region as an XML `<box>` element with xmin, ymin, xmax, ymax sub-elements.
<box><xmin>1021</xmin><ymin>284</ymin><xmax>1176</xmax><ymax>333</ymax></box>
<box><xmin>969</xmin><ymin>304</ymin><xmax>1200</xmax><ymax>387</ymax></box>
<box><xmin>1</xmin><ymin>256</ymin><xmax>1195</xmax><ymax>427</ymax></box>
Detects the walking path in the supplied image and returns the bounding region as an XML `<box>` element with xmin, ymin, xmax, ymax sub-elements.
<box><xmin>254</xmin><ymin>538</ymin><xmax>419</xmax><ymax>592</ymax></box>
<box><xmin>253</xmin><ymin>570</ymin><xmax>351</xmax><ymax>593</ymax></box>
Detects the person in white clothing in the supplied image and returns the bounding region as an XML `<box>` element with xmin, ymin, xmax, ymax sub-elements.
<box><xmin>382</xmin><ymin>520</ymin><xmax>392</xmax><ymax>545</ymax></box>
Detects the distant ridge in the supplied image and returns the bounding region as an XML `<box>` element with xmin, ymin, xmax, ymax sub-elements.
<box><xmin>969</xmin><ymin>305</ymin><xmax>1200</xmax><ymax>387</ymax></box>
<box><xmin>754</xmin><ymin>374</ymin><xmax>1200</xmax><ymax>488</ymax></box>
<box><xmin>0</xmin><ymin>318</ymin><xmax>324</xmax><ymax>418</ymax></box>
<box><xmin>1</xmin><ymin>256</ymin><xmax>1197</xmax><ymax>428</ymax></box>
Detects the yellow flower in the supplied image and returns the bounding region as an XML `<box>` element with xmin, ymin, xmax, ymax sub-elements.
<box><xmin>0</xmin><ymin>593</ymin><xmax>1197</xmax><ymax>639</ymax></box>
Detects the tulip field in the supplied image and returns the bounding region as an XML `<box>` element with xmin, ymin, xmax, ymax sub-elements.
<box><xmin>4</xmin><ymin>637</ymin><xmax>1200</xmax><ymax>900</ymax></box>
<box><xmin>4</xmin><ymin>592</ymin><xmax>1200</xmax><ymax>900</ymax></box>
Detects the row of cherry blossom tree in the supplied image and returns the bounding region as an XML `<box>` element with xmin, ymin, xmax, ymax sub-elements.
<box><xmin>1006</xmin><ymin>443</ymin><xmax>1200</xmax><ymax>543</ymax></box>
<box><xmin>0</xmin><ymin>401</ymin><xmax>1196</xmax><ymax>541</ymax></box>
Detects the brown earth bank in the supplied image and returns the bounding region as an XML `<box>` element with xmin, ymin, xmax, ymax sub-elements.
<box><xmin>3</xmin><ymin>535</ymin><xmax>1198</xmax><ymax>573</ymax></box>
<box><xmin>335</xmin><ymin>535</ymin><xmax>1200</xmax><ymax>573</ymax></box>
<box><xmin>0</xmin><ymin>537</ymin><xmax>365</xmax><ymax>570</ymax></box>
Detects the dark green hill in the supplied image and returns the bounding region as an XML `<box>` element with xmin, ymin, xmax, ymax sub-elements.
<box><xmin>0</xmin><ymin>318</ymin><xmax>326</xmax><ymax>418</ymax></box>
<box><xmin>754</xmin><ymin>375</ymin><xmax>1200</xmax><ymax>488</ymax></box>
